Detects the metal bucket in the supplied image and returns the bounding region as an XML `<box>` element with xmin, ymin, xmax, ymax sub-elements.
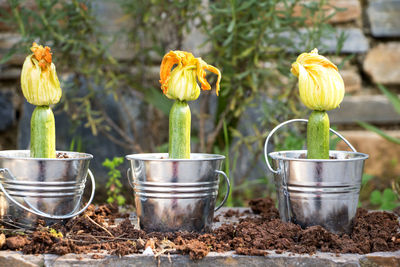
<box><xmin>264</xmin><ymin>119</ymin><xmax>369</xmax><ymax>234</ymax></box>
<box><xmin>0</xmin><ymin>150</ymin><xmax>95</xmax><ymax>228</ymax></box>
<box><xmin>126</xmin><ymin>153</ymin><xmax>230</xmax><ymax>233</ymax></box>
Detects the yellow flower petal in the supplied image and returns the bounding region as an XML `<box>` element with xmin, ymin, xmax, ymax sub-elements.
<box><xmin>21</xmin><ymin>43</ymin><xmax>62</xmax><ymax>106</ymax></box>
<box><xmin>291</xmin><ymin>48</ymin><xmax>344</xmax><ymax>111</ymax></box>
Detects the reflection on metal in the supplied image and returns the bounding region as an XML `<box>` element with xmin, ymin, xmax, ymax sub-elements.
<box><xmin>265</xmin><ymin>120</ymin><xmax>369</xmax><ymax>234</ymax></box>
<box><xmin>0</xmin><ymin>150</ymin><xmax>95</xmax><ymax>228</ymax></box>
<box><xmin>126</xmin><ymin>153</ymin><xmax>230</xmax><ymax>233</ymax></box>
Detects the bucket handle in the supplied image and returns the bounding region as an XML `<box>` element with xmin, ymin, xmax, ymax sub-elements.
<box><xmin>127</xmin><ymin>168</ymin><xmax>231</xmax><ymax>211</ymax></box>
<box><xmin>264</xmin><ymin>119</ymin><xmax>357</xmax><ymax>174</ymax></box>
<box><xmin>214</xmin><ymin>170</ymin><xmax>231</xmax><ymax>211</ymax></box>
<box><xmin>0</xmin><ymin>168</ymin><xmax>95</xmax><ymax>220</ymax></box>
<box><xmin>127</xmin><ymin>168</ymin><xmax>134</xmax><ymax>189</ymax></box>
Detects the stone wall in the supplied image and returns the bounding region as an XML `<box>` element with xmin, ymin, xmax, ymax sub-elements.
<box><xmin>0</xmin><ymin>0</ymin><xmax>399</xmax><ymax>193</ymax></box>
<box><xmin>325</xmin><ymin>0</ymin><xmax>400</xmax><ymax>181</ymax></box>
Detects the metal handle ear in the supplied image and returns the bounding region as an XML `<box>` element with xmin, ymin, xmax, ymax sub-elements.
<box><xmin>0</xmin><ymin>168</ymin><xmax>95</xmax><ymax>219</ymax></box>
<box><xmin>214</xmin><ymin>170</ymin><xmax>231</xmax><ymax>211</ymax></box>
<box><xmin>126</xmin><ymin>168</ymin><xmax>134</xmax><ymax>188</ymax></box>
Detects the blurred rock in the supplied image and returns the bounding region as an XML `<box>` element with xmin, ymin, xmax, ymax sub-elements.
<box><xmin>292</xmin><ymin>0</ymin><xmax>361</xmax><ymax>24</ymax></box>
<box><xmin>322</xmin><ymin>28</ymin><xmax>369</xmax><ymax>53</ymax></box>
<box><xmin>0</xmin><ymin>251</ymin><xmax>43</xmax><ymax>267</ymax></box>
<box><xmin>0</xmin><ymin>90</ymin><xmax>15</xmax><ymax>131</ymax></box>
<box><xmin>0</xmin><ymin>1</ymin><xmax>11</xmax><ymax>31</ymax></box>
<box><xmin>282</xmin><ymin>28</ymin><xmax>369</xmax><ymax>53</ymax></box>
<box><xmin>0</xmin><ymin>33</ymin><xmax>20</xmax><ymax>53</ymax></box>
<box><xmin>363</xmin><ymin>42</ymin><xmax>400</xmax><ymax>84</ymax></box>
<box><xmin>337</xmin><ymin>130</ymin><xmax>400</xmax><ymax>179</ymax></box>
<box><xmin>329</xmin><ymin>95</ymin><xmax>400</xmax><ymax>124</ymax></box>
<box><xmin>0</xmin><ymin>33</ymin><xmax>24</xmax><ymax>65</ymax></box>
<box><xmin>0</xmin><ymin>67</ymin><xmax>19</xmax><ymax>80</ymax></box>
<box><xmin>328</xmin><ymin>0</ymin><xmax>361</xmax><ymax>24</ymax></box>
<box><xmin>368</xmin><ymin>0</ymin><xmax>400</xmax><ymax>37</ymax></box>
<box><xmin>340</xmin><ymin>68</ymin><xmax>361</xmax><ymax>93</ymax></box>
<box><xmin>91</xmin><ymin>1</ymin><xmax>135</xmax><ymax>61</ymax></box>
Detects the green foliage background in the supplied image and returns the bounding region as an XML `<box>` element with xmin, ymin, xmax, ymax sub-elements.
<box><xmin>2</xmin><ymin>0</ymin><xmax>347</xmax><ymax>205</ymax></box>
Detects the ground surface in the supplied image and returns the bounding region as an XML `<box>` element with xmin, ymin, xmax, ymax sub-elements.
<box><xmin>0</xmin><ymin>198</ymin><xmax>399</xmax><ymax>267</ymax></box>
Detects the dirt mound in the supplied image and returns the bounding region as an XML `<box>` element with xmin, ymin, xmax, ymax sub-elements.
<box><xmin>1</xmin><ymin>199</ymin><xmax>399</xmax><ymax>260</ymax></box>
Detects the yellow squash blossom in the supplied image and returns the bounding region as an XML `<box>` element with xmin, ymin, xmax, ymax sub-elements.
<box><xmin>160</xmin><ymin>51</ymin><xmax>221</xmax><ymax>101</ymax></box>
<box><xmin>291</xmin><ymin>48</ymin><xmax>344</xmax><ymax>111</ymax></box>
<box><xmin>21</xmin><ymin>42</ymin><xmax>62</xmax><ymax>106</ymax></box>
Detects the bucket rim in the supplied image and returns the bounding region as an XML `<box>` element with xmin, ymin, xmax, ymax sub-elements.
<box><xmin>269</xmin><ymin>150</ymin><xmax>369</xmax><ymax>162</ymax></box>
<box><xmin>125</xmin><ymin>153</ymin><xmax>225</xmax><ymax>162</ymax></box>
<box><xmin>0</xmin><ymin>150</ymin><xmax>93</xmax><ymax>161</ymax></box>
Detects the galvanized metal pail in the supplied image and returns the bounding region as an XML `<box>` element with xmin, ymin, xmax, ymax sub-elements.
<box><xmin>126</xmin><ymin>153</ymin><xmax>230</xmax><ymax>233</ymax></box>
<box><xmin>264</xmin><ymin>119</ymin><xmax>369</xmax><ymax>234</ymax></box>
<box><xmin>0</xmin><ymin>150</ymin><xmax>95</xmax><ymax>228</ymax></box>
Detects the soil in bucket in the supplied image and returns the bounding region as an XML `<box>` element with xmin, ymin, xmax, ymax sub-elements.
<box><xmin>0</xmin><ymin>198</ymin><xmax>399</xmax><ymax>260</ymax></box>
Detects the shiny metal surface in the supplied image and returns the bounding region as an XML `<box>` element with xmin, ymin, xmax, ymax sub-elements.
<box><xmin>0</xmin><ymin>150</ymin><xmax>94</xmax><ymax>228</ymax></box>
<box><xmin>264</xmin><ymin>119</ymin><xmax>369</xmax><ymax>234</ymax></box>
<box><xmin>126</xmin><ymin>153</ymin><xmax>230</xmax><ymax>233</ymax></box>
<box><xmin>269</xmin><ymin>150</ymin><xmax>368</xmax><ymax>234</ymax></box>
<box><xmin>264</xmin><ymin>119</ymin><xmax>357</xmax><ymax>174</ymax></box>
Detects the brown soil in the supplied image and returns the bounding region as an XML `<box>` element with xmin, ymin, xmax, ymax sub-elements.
<box><xmin>1</xmin><ymin>198</ymin><xmax>399</xmax><ymax>260</ymax></box>
<box><xmin>56</xmin><ymin>152</ymin><xmax>70</xmax><ymax>158</ymax></box>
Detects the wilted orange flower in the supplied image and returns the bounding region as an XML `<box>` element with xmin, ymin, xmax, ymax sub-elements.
<box><xmin>160</xmin><ymin>51</ymin><xmax>221</xmax><ymax>101</ymax></box>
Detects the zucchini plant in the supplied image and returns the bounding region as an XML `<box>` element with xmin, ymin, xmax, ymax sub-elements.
<box><xmin>291</xmin><ymin>48</ymin><xmax>344</xmax><ymax>159</ymax></box>
<box><xmin>291</xmin><ymin>49</ymin><xmax>344</xmax><ymax>159</ymax></box>
<box><xmin>159</xmin><ymin>51</ymin><xmax>221</xmax><ymax>159</ymax></box>
<box><xmin>21</xmin><ymin>43</ymin><xmax>62</xmax><ymax>158</ymax></box>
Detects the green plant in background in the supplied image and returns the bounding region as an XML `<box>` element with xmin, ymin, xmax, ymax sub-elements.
<box><xmin>358</xmin><ymin>84</ymin><xmax>400</xmax><ymax>206</ymax></box>
<box><xmin>358</xmin><ymin>84</ymin><xmax>400</xmax><ymax>145</ymax></box>
<box><xmin>198</xmin><ymin>0</ymin><xmax>346</xmax><ymax>150</ymax></box>
<box><xmin>358</xmin><ymin>173</ymin><xmax>374</xmax><ymax>208</ymax></box>
<box><xmin>1</xmin><ymin>0</ymin><xmax>124</xmax><ymax>143</ymax></box>
<box><xmin>358</xmin><ymin>173</ymin><xmax>400</xmax><ymax>211</ymax></box>
<box><xmin>198</xmin><ymin>0</ymin><xmax>346</xmax><ymax>205</ymax></box>
<box><xmin>103</xmin><ymin>157</ymin><xmax>125</xmax><ymax>206</ymax></box>
<box><xmin>370</xmin><ymin>188</ymin><xmax>400</xmax><ymax>211</ymax></box>
<box><xmin>2</xmin><ymin>0</ymin><xmax>205</xmax><ymax>154</ymax></box>
<box><xmin>3</xmin><ymin>0</ymin><xmax>346</xmax><ymax>205</ymax></box>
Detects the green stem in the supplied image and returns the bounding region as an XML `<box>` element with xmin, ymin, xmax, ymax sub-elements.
<box><xmin>223</xmin><ymin>120</ymin><xmax>233</xmax><ymax>207</ymax></box>
<box><xmin>307</xmin><ymin>110</ymin><xmax>329</xmax><ymax>159</ymax></box>
<box><xmin>31</xmin><ymin>106</ymin><xmax>56</xmax><ymax>158</ymax></box>
<box><xmin>12</xmin><ymin>4</ymin><xmax>25</xmax><ymax>37</ymax></box>
<box><xmin>169</xmin><ymin>100</ymin><xmax>190</xmax><ymax>159</ymax></box>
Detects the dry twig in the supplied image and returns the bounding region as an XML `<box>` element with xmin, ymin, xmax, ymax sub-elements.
<box><xmin>85</xmin><ymin>215</ymin><xmax>114</xmax><ymax>237</ymax></box>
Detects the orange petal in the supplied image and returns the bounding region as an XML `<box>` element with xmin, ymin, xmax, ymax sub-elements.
<box><xmin>196</xmin><ymin>60</ymin><xmax>211</xmax><ymax>91</ymax></box>
<box><xmin>160</xmin><ymin>51</ymin><xmax>221</xmax><ymax>97</ymax></box>
<box><xmin>196</xmin><ymin>58</ymin><xmax>221</xmax><ymax>96</ymax></box>
<box><xmin>44</xmin><ymin>46</ymin><xmax>52</xmax><ymax>63</ymax></box>
<box><xmin>30</xmin><ymin>43</ymin><xmax>52</xmax><ymax>70</ymax></box>
<box><xmin>159</xmin><ymin>51</ymin><xmax>196</xmax><ymax>94</ymax></box>
<box><xmin>203</xmin><ymin>64</ymin><xmax>221</xmax><ymax>96</ymax></box>
<box><xmin>160</xmin><ymin>51</ymin><xmax>180</xmax><ymax>94</ymax></box>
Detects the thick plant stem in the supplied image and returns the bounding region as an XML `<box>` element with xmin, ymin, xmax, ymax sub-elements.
<box><xmin>30</xmin><ymin>106</ymin><xmax>56</xmax><ymax>158</ymax></box>
<box><xmin>307</xmin><ymin>110</ymin><xmax>329</xmax><ymax>159</ymax></box>
<box><xmin>169</xmin><ymin>100</ymin><xmax>191</xmax><ymax>159</ymax></box>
